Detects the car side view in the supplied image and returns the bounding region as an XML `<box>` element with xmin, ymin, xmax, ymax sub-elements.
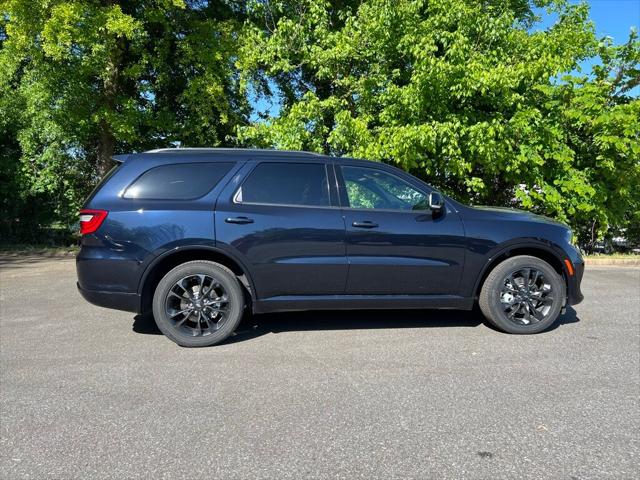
<box><xmin>76</xmin><ymin>148</ymin><xmax>584</xmax><ymax>347</ymax></box>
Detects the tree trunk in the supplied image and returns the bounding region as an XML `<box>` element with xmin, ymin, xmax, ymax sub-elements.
<box><xmin>96</xmin><ymin>27</ymin><xmax>123</xmax><ymax>178</ymax></box>
<box><xmin>97</xmin><ymin>119</ymin><xmax>116</xmax><ymax>177</ymax></box>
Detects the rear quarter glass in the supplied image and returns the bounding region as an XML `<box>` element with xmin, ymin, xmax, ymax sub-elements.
<box><xmin>123</xmin><ymin>162</ymin><xmax>234</xmax><ymax>200</ymax></box>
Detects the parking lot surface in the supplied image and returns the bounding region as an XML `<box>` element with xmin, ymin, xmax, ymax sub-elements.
<box><xmin>1</xmin><ymin>256</ymin><xmax>638</xmax><ymax>479</ymax></box>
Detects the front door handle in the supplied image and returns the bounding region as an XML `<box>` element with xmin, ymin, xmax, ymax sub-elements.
<box><xmin>352</xmin><ymin>221</ymin><xmax>379</xmax><ymax>229</ymax></box>
<box><xmin>225</xmin><ymin>216</ymin><xmax>254</xmax><ymax>225</ymax></box>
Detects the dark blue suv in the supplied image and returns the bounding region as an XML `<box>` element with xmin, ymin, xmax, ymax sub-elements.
<box><xmin>77</xmin><ymin>148</ymin><xmax>584</xmax><ymax>347</ymax></box>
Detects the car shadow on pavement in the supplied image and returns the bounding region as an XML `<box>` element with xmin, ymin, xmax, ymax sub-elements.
<box><xmin>132</xmin><ymin>306</ymin><xmax>579</xmax><ymax>344</ymax></box>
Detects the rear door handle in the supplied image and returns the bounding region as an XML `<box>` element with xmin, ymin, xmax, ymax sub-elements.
<box><xmin>352</xmin><ymin>221</ymin><xmax>378</xmax><ymax>229</ymax></box>
<box><xmin>225</xmin><ymin>216</ymin><xmax>254</xmax><ymax>225</ymax></box>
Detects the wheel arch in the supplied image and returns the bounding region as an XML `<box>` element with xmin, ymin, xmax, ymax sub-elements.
<box><xmin>473</xmin><ymin>242</ymin><xmax>569</xmax><ymax>300</ymax></box>
<box><xmin>138</xmin><ymin>246</ymin><xmax>255</xmax><ymax>314</ymax></box>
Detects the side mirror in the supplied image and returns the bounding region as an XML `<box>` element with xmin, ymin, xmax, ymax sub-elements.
<box><xmin>429</xmin><ymin>192</ymin><xmax>444</xmax><ymax>211</ymax></box>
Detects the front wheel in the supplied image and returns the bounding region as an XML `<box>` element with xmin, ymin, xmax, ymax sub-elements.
<box><xmin>152</xmin><ymin>260</ymin><xmax>244</xmax><ymax>347</ymax></box>
<box><xmin>479</xmin><ymin>255</ymin><xmax>565</xmax><ymax>334</ymax></box>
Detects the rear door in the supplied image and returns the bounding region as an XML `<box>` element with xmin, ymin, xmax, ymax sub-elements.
<box><xmin>337</xmin><ymin>163</ymin><xmax>466</xmax><ymax>295</ymax></box>
<box><xmin>215</xmin><ymin>159</ymin><xmax>347</xmax><ymax>299</ymax></box>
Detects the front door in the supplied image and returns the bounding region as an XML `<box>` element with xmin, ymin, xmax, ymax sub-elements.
<box><xmin>337</xmin><ymin>164</ymin><xmax>466</xmax><ymax>295</ymax></box>
<box><xmin>215</xmin><ymin>160</ymin><xmax>347</xmax><ymax>299</ymax></box>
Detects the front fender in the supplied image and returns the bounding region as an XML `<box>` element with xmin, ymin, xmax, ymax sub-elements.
<box><xmin>462</xmin><ymin>237</ymin><xmax>577</xmax><ymax>300</ymax></box>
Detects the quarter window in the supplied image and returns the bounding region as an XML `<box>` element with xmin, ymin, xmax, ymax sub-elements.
<box><xmin>237</xmin><ymin>162</ymin><xmax>330</xmax><ymax>207</ymax></box>
<box><xmin>124</xmin><ymin>162</ymin><xmax>233</xmax><ymax>200</ymax></box>
<box><xmin>341</xmin><ymin>166</ymin><xmax>427</xmax><ymax>211</ymax></box>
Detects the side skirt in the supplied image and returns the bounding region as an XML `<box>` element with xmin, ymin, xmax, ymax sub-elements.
<box><xmin>253</xmin><ymin>294</ymin><xmax>474</xmax><ymax>314</ymax></box>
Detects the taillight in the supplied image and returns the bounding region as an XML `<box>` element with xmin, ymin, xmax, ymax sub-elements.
<box><xmin>79</xmin><ymin>209</ymin><xmax>108</xmax><ymax>235</ymax></box>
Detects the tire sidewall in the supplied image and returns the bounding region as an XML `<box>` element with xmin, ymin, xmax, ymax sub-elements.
<box><xmin>152</xmin><ymin>261</ymin><xmax>244</xmax><ymax>347</ymax></box>
<box><xmin>484</xmin><ymin>256</ymin><xmax>565</xmax><ymax>334</ymax></box>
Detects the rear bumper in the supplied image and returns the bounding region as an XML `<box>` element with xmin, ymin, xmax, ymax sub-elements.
<box><xmin>77</xmin><ymin>282</ymin><xmax>141</xmax><ymax>313</ymax></box>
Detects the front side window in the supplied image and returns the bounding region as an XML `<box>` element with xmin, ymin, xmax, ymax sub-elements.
<box><xmin>341</xmin><ymin>166</ymin><xmax>427</xmax><ymax>211</ymax></box>
<box><xmin>124</xmin><ymin>162</ymin><xmax>233</xmax><ymax>200</ymax></box>
<box><xmin>236</xmin><ymin>162</ymin><xmax>330</xmax><ymax>207</ymax></box>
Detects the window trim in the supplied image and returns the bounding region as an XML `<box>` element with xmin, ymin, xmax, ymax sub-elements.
<box><xmin>122</xmin><ymin>162</ymin><xmax>235</xmax><ymax>201</ymax></box>
<box><xmin>232</xmin><ymin>161</ymin><xmax>336</xmax><ymax>209</ymax></box>
<box><xmin>337</xmin><ymin>164</ymin><xmax>434</xmax><ymax>213</ymax></box>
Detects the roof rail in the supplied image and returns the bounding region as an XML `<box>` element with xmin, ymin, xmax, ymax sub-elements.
<box><xmin>143</xmin><ymin>147</ymin><xmax>323</xmax><ymax>156</ymax></box>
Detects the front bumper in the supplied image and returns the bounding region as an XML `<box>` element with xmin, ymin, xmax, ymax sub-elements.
<box><xmin>77</xmin><ymin>282</ymin><xmax>141</xmax><ymax>313</ymax></box>
<box><xmin>566</xmin><ymin>259</ymin><xmax>585</xmax><ymax>306</ymax></box>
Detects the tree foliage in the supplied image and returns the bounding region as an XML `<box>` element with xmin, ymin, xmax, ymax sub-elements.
<box><xmin>1</xmin><ymin>0</ymin><xmax>249</xmax><ymax>240</ymax></box>
<box><xmin>239</xmin><ymin>0</ymin><xmax>639</xmax><ymax>247</ymax></box>
<box><xmin>1</xmin><ymin>0</ymin><xmax>638</xmax><ymax>247</ymax></box>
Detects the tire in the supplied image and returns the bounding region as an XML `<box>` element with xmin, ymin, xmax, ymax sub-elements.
<box><xmin>152</xmin><ymin>260</ymin><xmax>244</xmax><ymax>347</ymax></box>
<box><xmin>479</xmin><ymin>255</ymin><xmax>565</xmax><ymax>334</ymax></box>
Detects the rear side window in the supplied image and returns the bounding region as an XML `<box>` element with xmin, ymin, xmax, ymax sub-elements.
<box><xmin>236</xmin><ymin>162</ymin><xmax>330</xmax><ymax>207</ymax></box>
<box><xmin>124</xmin><ymin>162</ymin><xmax>233</xmax><ymax>200</ymax></box>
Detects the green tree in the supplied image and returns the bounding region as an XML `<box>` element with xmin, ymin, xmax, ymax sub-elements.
<box><xmin>533</xmin><ymin>31</ymin><xmax>640</xmax><ymax>248</ymax></box>
<box><xmin>1</xmin><ymin>0</ymin><xmax>638</xmax><ymax>247</ymax></box>
<box><xmin>0</xmin><ymin>0</ymin><xmax>249</xmax><ymax>241</ymax></box>
<box><xmin>238</xmin><ymin>0</ymin><xmax>639</xmax><ymax>247</ymax></box>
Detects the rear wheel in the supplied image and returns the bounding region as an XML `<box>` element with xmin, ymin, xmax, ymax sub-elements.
<box><xmin>152</xmin><ymin>260</ymin><xmax>244</xmax><ymax>347</ymax></box>
<box><xmin>479</xmin><ymin>255</ymin><xmax>565</xmax><ymax>334</ymax></box>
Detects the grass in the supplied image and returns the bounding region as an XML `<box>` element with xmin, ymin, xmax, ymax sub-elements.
<box><xmin>0</xmin><ymin>244</ymin><xmax>79</xmax><ymax>256</ymax></box>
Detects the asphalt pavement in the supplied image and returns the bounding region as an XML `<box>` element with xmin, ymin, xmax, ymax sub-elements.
<box><xmin>1</xmin><ymin>256</ymin><xmax>638</xmax><ymax>479</ymax></box>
